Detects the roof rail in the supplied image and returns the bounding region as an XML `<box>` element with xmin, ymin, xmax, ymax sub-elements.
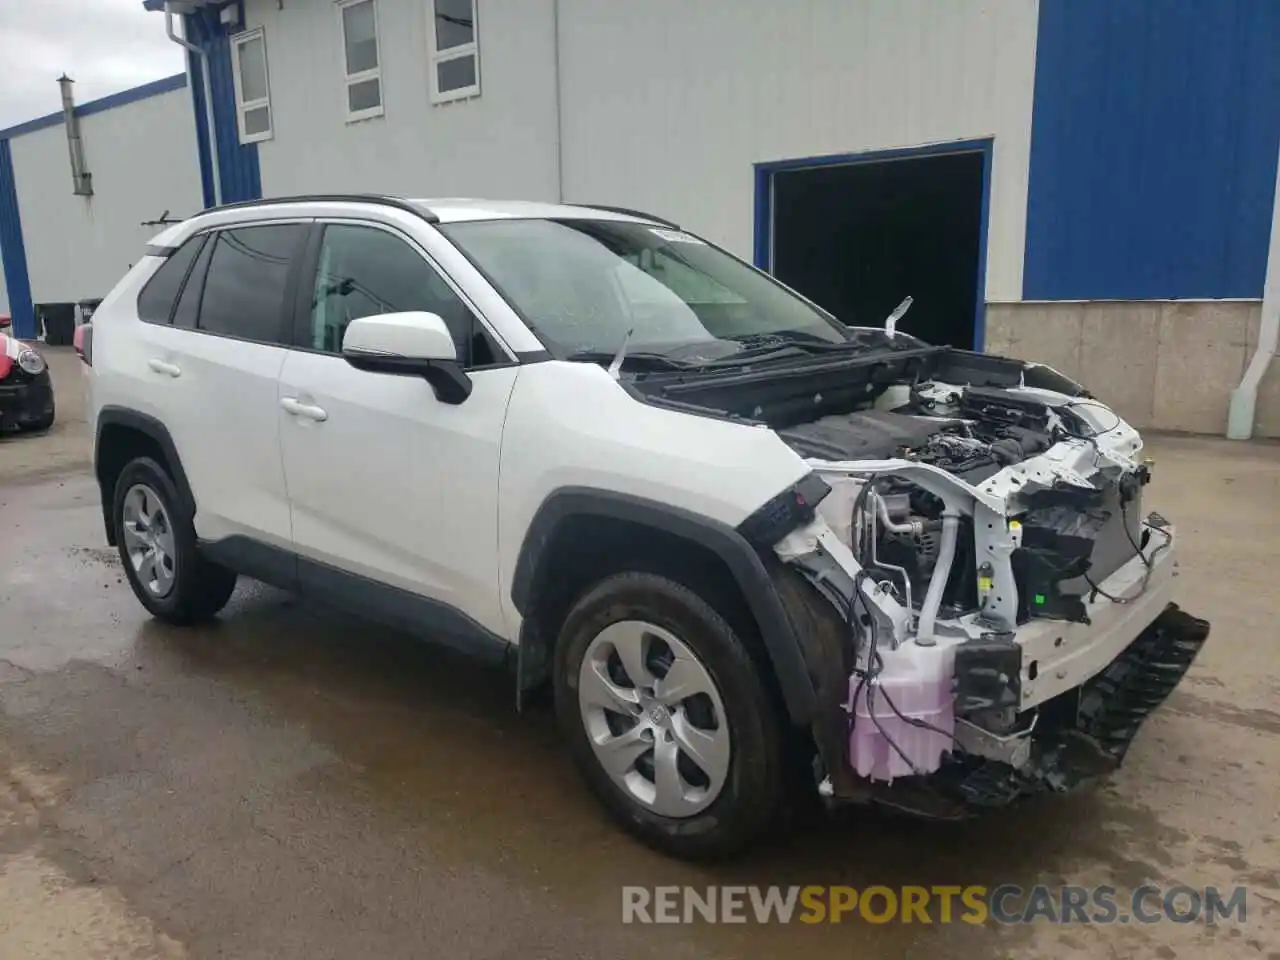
<box><xmin>201</xmin><ymin>193</ymin><xmax>440</xmax><ymax>224</ymax></box>
<box><xmin>571</xmin><ymin>204</ymin><xmax>679</xmax><ymax>228</ymax></box>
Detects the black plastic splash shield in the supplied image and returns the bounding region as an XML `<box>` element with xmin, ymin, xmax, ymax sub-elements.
<box><xmin>943</xmin><ymin>603</ymin><xmax>1210</xmax><ymax>808</ymax></box>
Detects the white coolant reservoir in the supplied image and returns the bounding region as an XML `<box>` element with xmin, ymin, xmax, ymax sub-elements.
<box><xmin>847</xmin><ymin>645</ymin><xmax>955</xmax><ymax>782</ymax></box>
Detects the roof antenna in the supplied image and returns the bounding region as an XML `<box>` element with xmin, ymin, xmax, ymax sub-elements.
<box><xmin>608</xmin><ymin>327</ymin><xmax>635</xmax><ymax>379</ymax></box>
<box><xmin>140</xmin><ymin>209</ymin><xmax>184</xmax><ymax>227</ymax></box>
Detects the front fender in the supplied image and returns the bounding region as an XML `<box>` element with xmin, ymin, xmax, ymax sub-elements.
<box><xmin>512</xmin><ymin>486</ymin><xmax>821</xmax><ymax>724</ymax></box>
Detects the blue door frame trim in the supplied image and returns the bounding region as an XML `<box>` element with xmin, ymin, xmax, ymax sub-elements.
<box><xmin>752</xmin><ymin>138</ymin><xmax>994</xmax><ymax>352</ymax></box>
<box><xmin>0</xmin><ymin>139</ymin><xmax>35</xmax><ymax>339</ymax></box>
<box><xmin>184</xmin><ymin>2</ymin><xmax>262</xmax><ymax>208</ymax></box>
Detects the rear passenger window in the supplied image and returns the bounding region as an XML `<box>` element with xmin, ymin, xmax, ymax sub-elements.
<box><xmin>136</xmin><ymin>236</ymin><xmax>206</xmax><ymax>324</ymax></box>
<box><xmin>198</xmin><ymin>224</ymin><xmax>305</xmax><ymax>343</ymax></box>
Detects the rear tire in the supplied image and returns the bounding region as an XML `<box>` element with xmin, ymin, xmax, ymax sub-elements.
<box><xmin>554</xmin><ymin>571</ymin><xmax>783</xmax><ymax>860</ymax></box>
<box><xmin>112</xmin><ymin>456</ymin><xmax>236</xmax><ymax>625</ymax></box>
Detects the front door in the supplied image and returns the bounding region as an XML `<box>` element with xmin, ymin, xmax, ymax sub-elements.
<box><xmin>277</xmin><ymin>220</ymin><xmax>516</xmax><ymax>638</ymax></box>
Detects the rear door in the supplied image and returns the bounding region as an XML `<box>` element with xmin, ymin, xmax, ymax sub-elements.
<box><xmin>135</xmin><ymin>221</ymin><xmax>309</xmax><ymax>551</ymax></box>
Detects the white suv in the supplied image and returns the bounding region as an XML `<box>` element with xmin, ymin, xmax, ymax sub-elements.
<box><xmin>87</xmin><ymin>195</ymin><xmax>1209</xmax><ymax>858</ymax></box>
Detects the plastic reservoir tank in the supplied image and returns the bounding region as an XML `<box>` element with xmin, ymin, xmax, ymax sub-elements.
<box><xmin>847</xmin><ymin>643</ymin><xmax>955</xmax><ymax>782</ymax></box>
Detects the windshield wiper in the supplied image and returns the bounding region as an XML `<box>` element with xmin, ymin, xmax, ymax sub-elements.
<box><xmin>563</xmin><ymin>349</ymin><xmax>694</xmax><ymax>371</ymax></box>
<box><xmin>709</xmin><ymin>343</ymin><xmax>810</xmax><ymax>364</ymax></box>
<box><xmin>731</xmin><ymin>330</ymin><xmax>930</xmax><ymax>355</ymax></box>
<box><xmin>723</xmin><ymin>332</ymin><xmax>861</xmax><ymax>357</ymax></box>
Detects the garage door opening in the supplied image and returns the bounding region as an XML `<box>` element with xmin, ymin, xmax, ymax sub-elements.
<box><xmin>756</xmin><ymin>143</ymin><xmax>990</xmax><ymax>350</ymax></box>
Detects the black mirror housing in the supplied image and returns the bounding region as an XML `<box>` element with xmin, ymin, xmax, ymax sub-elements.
<box><xmin>343</xmin><ymin>353</ymin><xmax>473</xmax><ymax>405</ymax></box>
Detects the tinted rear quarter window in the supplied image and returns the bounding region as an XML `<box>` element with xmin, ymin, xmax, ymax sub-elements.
<box><xmin>171</xmin><ymin>234</ymin><xmax>216</xmax><ymax>329</ymax></box>
<box><xmin>198</xmin><ymin>224</ymin><xmax>305</xmax><ymax>343</ymax></box>
<box><xmin>136</xmin><ymin>236</ymin><xmax>206</xmax><ymax>324</ymax></box>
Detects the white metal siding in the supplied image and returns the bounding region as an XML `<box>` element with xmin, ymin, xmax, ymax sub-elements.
<box><xmin>9</xmin><ymin>88</ymin><xmax>203</xmax><ymax>304</ymax></box>
<box><xmin>237</xmin><ymin>0</ymin><xmax>1037</xmax><ymax>299</ymax></box>
<box><xmin>556</xmin><ymin>0</ymin><xmax>1038</xmax><ymax>301</ymax></box>
<box><xmin>246</xmin><ymin>0</ymin><xmax>561</xmax><ymax>201</ymax></box>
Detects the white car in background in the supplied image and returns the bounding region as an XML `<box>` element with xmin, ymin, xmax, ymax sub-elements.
<box><xmin>85</xmin><ymin>195</ymin><xmax>1208</xmax><ymax>859</ymax></box>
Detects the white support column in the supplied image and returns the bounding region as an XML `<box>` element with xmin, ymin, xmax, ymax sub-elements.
<box><xmin>1227</xmin><ymin>138</ymin><xmax>1280</xmax><ymax>439</ymax></box>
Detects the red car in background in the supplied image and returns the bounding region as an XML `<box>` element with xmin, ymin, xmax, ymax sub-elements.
<box><xmin>0</xmin><ymin>328</ymin><xmax>55</xmax><ymax>433</ymax></box>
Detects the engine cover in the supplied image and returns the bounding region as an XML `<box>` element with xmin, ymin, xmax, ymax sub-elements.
<box><xmin>776</xmin><ymin>410</ymin><xmax>949</xmax><ymax>461</ymax></box>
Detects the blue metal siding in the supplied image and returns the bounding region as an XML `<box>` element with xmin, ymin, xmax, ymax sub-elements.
<box><xmin>185</xmin><ymin>5</ymin><xmax>261</xmax><ymax>207</ymax></box>
<box><xmin>0</xmin><ymin>140</ymin><xmax>35</xmax><ymax>339</ymax></box>
<box><xmin>1024</xmin><ymin>0</ymin><xmax>1280</xmax><ymax>301</ymax></box>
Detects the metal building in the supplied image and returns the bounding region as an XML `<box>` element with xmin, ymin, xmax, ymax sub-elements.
<box><xmin>0</xmin><ymin>74</ymin><xmax>204</xmax><ymax>340</ymax></box>
<box><xmin>2</xmin><ymin>0</ymin><xmax>1278</xmax><ymax>437</ymax></box>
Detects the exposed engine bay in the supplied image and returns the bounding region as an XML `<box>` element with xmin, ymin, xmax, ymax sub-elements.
<box><xmin>632</xmin><ymin>335</ymin><xmax>1211</xmax><ymax>817</ymax></box>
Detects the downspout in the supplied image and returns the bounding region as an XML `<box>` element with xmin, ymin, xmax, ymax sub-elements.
<box><xmin>165</xmin><ymin>6</ymin><xmax>222</xmax><ymax>207</ymax></box>
<box><xmin>551</xmin><ymin>0</ymin><xmax>564</xmax><ymax>203</ymax></box>
<box><xmin>1227</xmin><ymin>138</ymin><xmax>1280</xmax><ymax>439</ymax></box>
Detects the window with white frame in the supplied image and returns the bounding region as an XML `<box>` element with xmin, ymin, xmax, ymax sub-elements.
<box><xmin>338</xmin><ymin>0</ymin><xmax>384</xmax><ymax>120</ymax></box>
<box><xmin>428</xmin><ymin>0</ymin><xmax>479</xmax><ymax>103</ymax></box>
<box><xmin>230</xmin><ymin>28</ymin><xmax>273</xmax><ymax>143</ymax></box>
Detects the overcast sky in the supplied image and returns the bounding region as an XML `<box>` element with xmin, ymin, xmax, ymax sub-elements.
<box><xmin>0</xmin><ymin>0</ymin><xmax>184</xmax><ymax>129</ymax></box>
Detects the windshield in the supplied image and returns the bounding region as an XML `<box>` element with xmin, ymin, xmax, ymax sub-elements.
<box><xmin>439</xmin><ymin>218</ymin><xmax>850</xmax><ymax>360</ymax></box>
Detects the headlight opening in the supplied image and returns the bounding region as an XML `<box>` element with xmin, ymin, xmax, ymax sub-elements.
<box><xmin>16</xmin><ymin>348</ymin><xmax>46</xmax><ymax>376</ymax></box>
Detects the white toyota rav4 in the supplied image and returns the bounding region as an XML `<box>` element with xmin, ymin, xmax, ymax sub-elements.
<box><xmin>87</xmin><ymin>195</ymin><xmax>1208</xmax><ymax>859</ymax></box>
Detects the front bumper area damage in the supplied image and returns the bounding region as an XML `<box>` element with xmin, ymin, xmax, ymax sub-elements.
<box><xmin>944</xmin><ymin>603</ymin><xmax>1209</xmax><ymax>809</ymax></box>
<box><xmin>763</xmin><ymin>411</ymin><xmax>1210</xmax><ymax>818</ymax></box>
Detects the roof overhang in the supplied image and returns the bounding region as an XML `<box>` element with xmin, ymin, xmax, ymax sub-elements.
<box><xmin>142</xmin><ymin>1</ymin><xmax>234</xmax><ymax>12</ymax></box>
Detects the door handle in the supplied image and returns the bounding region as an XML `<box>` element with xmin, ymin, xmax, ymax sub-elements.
<box><xmin>147</xmin><ymin>358</ymin><xmax>181</xmax><ymax>378</ymax></box>
<box><xmin>280</xmin><ymin>397</ymin><xmax>328</xmax><ymax>422</ymax></box>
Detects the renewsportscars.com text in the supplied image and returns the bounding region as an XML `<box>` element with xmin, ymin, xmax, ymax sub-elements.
<box><xmin>621</xmin><ymin>884</ymin><xmax>1248</xmax><ymax>925</ymax></box>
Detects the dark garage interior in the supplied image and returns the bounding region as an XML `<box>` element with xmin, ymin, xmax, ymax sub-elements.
<box><xmin>768</xmin><ymin>149</ymin><xmax>986</xmax><ymax>349</ymax></box>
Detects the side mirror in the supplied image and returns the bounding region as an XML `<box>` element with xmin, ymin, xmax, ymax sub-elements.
<box><xmin>342</xmin><ymin>311</ymin><xmax>472</xmax><ymax>405</ymax></box>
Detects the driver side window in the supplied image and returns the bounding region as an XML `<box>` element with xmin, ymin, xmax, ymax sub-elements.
<box><xmin>308</xmin><ymin>223</ymin><xmax>501</xmax><ymax>367</ymax></box>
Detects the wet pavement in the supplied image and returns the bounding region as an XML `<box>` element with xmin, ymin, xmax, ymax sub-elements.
<box><xmin>0</xmin><ymin>351</ymin><xmax>1277</xmax><ymax>958</ymax></box>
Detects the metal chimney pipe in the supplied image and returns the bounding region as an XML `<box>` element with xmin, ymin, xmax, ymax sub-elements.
<box><xmin>58</xmin><ymin>75</ymin><xmax>93</xmax><ymax>196</ymax></box>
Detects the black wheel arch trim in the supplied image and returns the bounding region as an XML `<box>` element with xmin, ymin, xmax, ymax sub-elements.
<box><xmin>94</xmin><ymin>406</ymin><xmax>195</xmax><ymax>545</ymax></box>
<box><xmin>511</xmin><ymin>487</ymin><xmax>819</xmax><ymax>724</ymax></box>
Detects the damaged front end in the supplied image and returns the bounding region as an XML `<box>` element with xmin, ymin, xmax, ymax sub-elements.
<box><xmin>750</xmin><ymin>350</ymin><xmax>1211</xmax><ymax>817</ymax></box>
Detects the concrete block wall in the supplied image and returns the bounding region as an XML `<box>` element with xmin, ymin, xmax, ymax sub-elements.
<box><xmin>984</xmin><ymin>301</ymin><xmax>1280</xmax><ymax>437</ymax></box>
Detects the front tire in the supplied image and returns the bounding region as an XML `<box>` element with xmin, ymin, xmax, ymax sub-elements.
<box><xmin>554</xmin><ymin>572</ymin><xmax>783</xmax><ymax>860</ymax></box>
<box><xmin>112</xmin><ymin>457</ymin><xmax>237</xmax><ymax>625</ymax></box>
